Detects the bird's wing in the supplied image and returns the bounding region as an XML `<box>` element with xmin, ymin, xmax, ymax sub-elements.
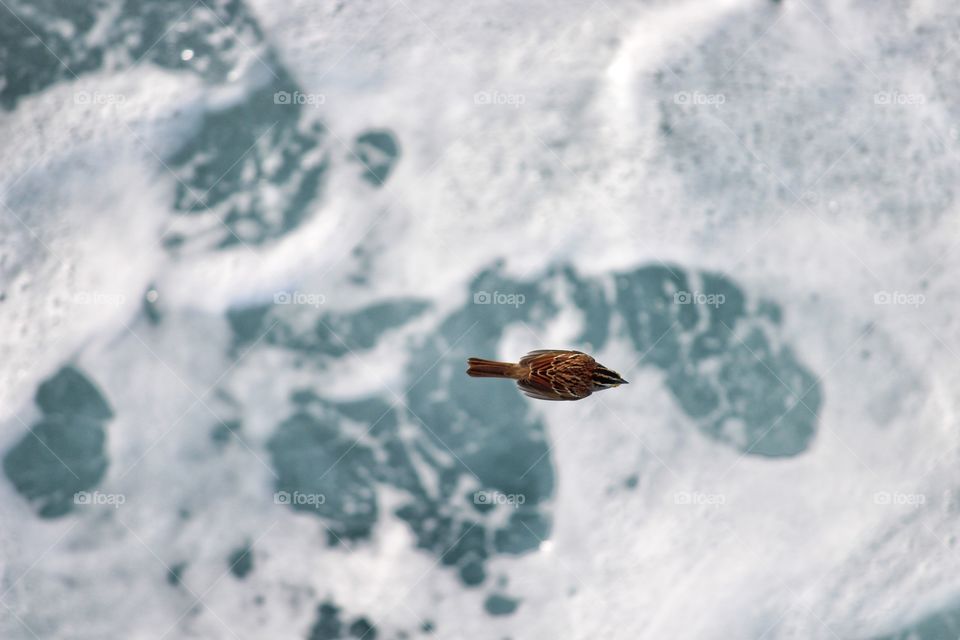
<box><xmin>519</xmin><ymin>349</ymin><xmax>591</xmax><ymax>367</ymax></box>
<box><xmin>517</xmin><ymin>379</ymin><xmax>583</xmax><ymax>401</ymax></box>
<box><xmin>518</xmin><ymin>351</ymin><xmax>594</xmax><ymax>400</ymax></box>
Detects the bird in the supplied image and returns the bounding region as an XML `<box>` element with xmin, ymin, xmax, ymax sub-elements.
<box><xmin>466</xmin><ymin>349</ymin><xmax>628</xmax><ymax>401</ymax></box>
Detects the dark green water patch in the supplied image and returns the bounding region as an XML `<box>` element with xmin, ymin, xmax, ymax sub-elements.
<box><xmin>353</xmin><ymin>130</ymin><xmax>401</xmax><ymax>186</ymax></box>
<box><xmin>614</xmin><ymin>264</ymin><xmax>820</xmax><ymax>456</ymax></box>
<box><xmin>165</xmin><ymin>67</ymin><xmax>330</xmax><ymax>250</ymax></box>
<box><xmin>3</xmin><ymin>366</ymin><xmax>113</xmax><ymax>517</ymax></box>
<box><xmin>227</xmin><ymin>299</ymin><xmax>429</xmax><ymax>359</ymax></box>
<box><xmin>306</xmin><ymin>601</ymin><xmax>379</xmax><ymax>640</ymax></box>
<box><xmin>484</xmin><ymin>594</ymin><xmax>519</xmax><ymax>616</ymax></box>
<box><xmin>307</xmin><ymin>602</ymin><xmax>343</xmax><ymax>640</ymax></box>
<box><xmin>167</xmin><ymin>561</ymin><xmax>187</xmax><ymax>587</ymax></box>
<box><xmin>227</xmin><ymin>543</ymin><xmax>254</xmax><ymax>579</ymax></box>
<box><xmin>1</xmin><ymin>0</ymin><xmax>267</xmax><ymax>109</ymax></box>
<box><xmin>871</xmin><ymin>605</ymin><xmax>960</xmax><ymax>640</ymax></box>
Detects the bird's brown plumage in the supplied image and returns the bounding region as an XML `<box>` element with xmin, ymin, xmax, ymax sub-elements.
<box><xmin>466</xmin><ymin>349</ymin><xmax>628</xmax><ymax>401</ymax></box>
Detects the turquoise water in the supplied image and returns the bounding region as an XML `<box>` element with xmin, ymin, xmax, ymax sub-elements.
<box><xmin>1</xmin><ymin>0</ymin><xmax>958</xmax><ymax>638</ymax></box>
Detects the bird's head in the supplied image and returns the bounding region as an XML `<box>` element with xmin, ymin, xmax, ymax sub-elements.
<box><xmin>591</xmin><ymin>365</ymin><xmax>629</xmax><ymax>390</ymax></box>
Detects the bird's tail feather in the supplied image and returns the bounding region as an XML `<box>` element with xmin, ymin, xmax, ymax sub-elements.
<box><xmin>466</xmin><ymin>358</ymin><xmax>519</xmax><ymax>379</ymax></box>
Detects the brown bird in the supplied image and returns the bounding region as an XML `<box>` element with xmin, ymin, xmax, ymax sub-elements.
<box><xmin>466</xmin><ymin>349</ymin><xmax>628</xmax><ymax>401</ymax></box>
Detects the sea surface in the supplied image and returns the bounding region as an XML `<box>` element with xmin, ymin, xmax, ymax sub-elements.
<box><xmin>1</xmin><ymin>0</ymin><xmax>960</xmax><ymax>638</ymax></box>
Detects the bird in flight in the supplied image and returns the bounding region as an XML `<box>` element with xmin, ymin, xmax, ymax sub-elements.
<box><xmin>466</xmin><ymin>349</ymin><xmax>628</xmax><ymax>401</ymax></box>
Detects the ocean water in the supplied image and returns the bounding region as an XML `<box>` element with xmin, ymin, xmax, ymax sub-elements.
<box><xmin>1</xmin><ymin>0</ymin><xmax>960</xmax><ymax>638</ymax></box>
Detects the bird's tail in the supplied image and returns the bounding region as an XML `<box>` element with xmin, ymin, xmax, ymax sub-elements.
<box><xmin>466</xmin><ymin>358</ymin><xmax>521</xmax><ymax>379</ymax></box>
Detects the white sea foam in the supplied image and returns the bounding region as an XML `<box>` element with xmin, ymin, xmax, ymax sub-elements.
<box><xmin>3</xmin><ymin>0</ymin><xmax>960</xmax><ymax>638</ymax></box>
